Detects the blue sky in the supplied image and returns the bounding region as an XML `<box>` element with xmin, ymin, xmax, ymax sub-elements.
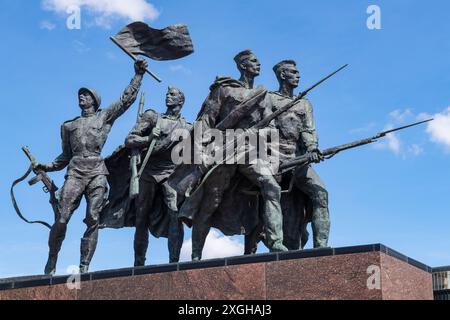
<box><xmin>0</xmin><ymin>0</ymin><xmax>449</xmax><ymax>278</ymax></box>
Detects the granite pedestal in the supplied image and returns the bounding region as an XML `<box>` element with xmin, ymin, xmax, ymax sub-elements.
<box><xmin>0</xmin><ymin>244</ymin><xmax>433</xmax><ymax>300</ymax></box>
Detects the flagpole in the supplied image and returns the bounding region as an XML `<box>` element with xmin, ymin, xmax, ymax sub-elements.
<box><xmin>110</xmin><ymin>36</ymin><xmax>162</xmax><ymax>83</ymax></box>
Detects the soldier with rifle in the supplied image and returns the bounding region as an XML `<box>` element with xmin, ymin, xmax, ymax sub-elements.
<box><xmin>245</xmin><ymin>60</ymin><xmax>432</xmax><ymax>252</ymax></box>
<box><xmin>243</xmin><ymin>60</ymin><xmax>333</xmax><ymax>253</ymax></box>
<box><xmin>124</xmin><ymin>86</ymin><xmax>192</xmax><ymax>265</ymax></box>
<box><xmin>168</xmin><ymin>50</ymin><xmax>290</xmax><ymax>260</ymax></box>
<box><xmin>270</xmin><ymin>60</ymin><xmax>330</xmax><ymax>249</ymax></box>
<box><xmin>34</xmin><ymin>59</ymin><xmax>148</xmax><ymax>275</ymax></box>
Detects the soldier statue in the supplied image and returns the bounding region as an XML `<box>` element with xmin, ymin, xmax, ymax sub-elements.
<box><xmin>268</xmin><ymin>60</ymin><xmax>330</xmax><ymax>248</ymax></box>
<box><xmin>169</xmin><ymin>50</ymin><xmax>288</xmax><ymax>261</ymax></box>
<box><xmin>35</xmin><ymin>59</ymin><xmax>148</xmax><ymax>275</ymax></box>
<box><xmin>124</xmin><ymin>86</ymin><xmax>192</xmax><ymax>265</ymax></box>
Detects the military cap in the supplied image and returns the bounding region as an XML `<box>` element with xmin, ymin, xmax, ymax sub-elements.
<box><xmin>78</xmin><ymin>87</ymin><xmax>102</xmax><ymax>110</ymax></box>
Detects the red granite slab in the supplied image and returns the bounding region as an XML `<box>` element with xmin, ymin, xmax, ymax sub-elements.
<box><xmin>0</xmin><ymin>284</ymin><xmax>77</xmax><ymax>300</ymax></box>
<box><xmin>0</xmin><ymin>249</ymin><xmax>434</xmax><ymax>300</ymax></box>
<box><xmin>380</xmin><ymin>253</ymin><xmax>433</xmax><ymax>300</ymax></box>
<box><xmin>266</xmin><ymin>252</ymin><xmax>382</xmax><ymax>300</ymax></box>
<box><xmin>78</xmin><ymin>263</ymin><xmax>266</xmax><ymax>300</ymax></box>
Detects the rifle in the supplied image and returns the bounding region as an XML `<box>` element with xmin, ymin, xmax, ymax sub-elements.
<box><xmin>279</xmin><ymin>119</ymin><xmax>434</xmax><ymax>172</ymax></box>
<box><xmin>10</xmin><ymin>147</ymin><xmax>59</xmax><ymax>229</ymax></box>
<box><xmin>129</xmin><ymin>91</ymin><xmax>145</xmax><ymax>199</ymax></box>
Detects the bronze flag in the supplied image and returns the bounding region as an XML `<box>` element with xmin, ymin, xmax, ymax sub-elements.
<box><xmin>113</xmin><ymin>21</ymin><xmax>194</xmax><ymax>61</ymax></box>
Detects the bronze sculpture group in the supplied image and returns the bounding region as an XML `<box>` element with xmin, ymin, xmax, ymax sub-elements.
<box><xmin>12</xmin><ymin>22</ymin><xmax>432</xmax><ymax>275</ymax></box>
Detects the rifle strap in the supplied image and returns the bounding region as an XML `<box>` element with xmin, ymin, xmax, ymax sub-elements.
<box><xmin>138</xmin><ymin>114</ymin><xmax>161</xmax><ymax>178</ymax></box>
<box><xmin>10</xmin><ymin>165</ymin><xmax>52</xmax><ymax>229</ymax></box>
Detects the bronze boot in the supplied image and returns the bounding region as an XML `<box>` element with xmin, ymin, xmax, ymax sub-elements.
<box><xmin>79</xmin><ymin>237</ymin><xmax>97</xmax><ymax>274</ymax></box>
<box><xmin>44</xmin><ymin>254</ymin><xmax>58</xmax><ymax>275</ymax></box>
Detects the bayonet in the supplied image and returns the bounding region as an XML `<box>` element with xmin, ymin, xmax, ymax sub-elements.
<box><xmin>280</xmin><ymin>118</ymin><xmax>433</xmax><ymax>171</ymax></box>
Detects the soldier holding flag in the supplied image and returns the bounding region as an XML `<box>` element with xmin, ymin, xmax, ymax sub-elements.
<box><xmin>36</xmin><ymin>59</ymin><xmax>148</xmax><ymax>275</ymax></box>
<box><xmin>34</xmin><ymin>20</ymin><xmax>194</xmax><ymax>274</ymax></box>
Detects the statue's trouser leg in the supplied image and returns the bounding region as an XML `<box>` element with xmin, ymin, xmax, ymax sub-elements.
<box><xmin>191</xmin><ymin>203</ymin><xmax>215</xmax><ymax>261</ymax></box>
<box><xmin>191</xmin><ymin>167</ymin><xmax>231</xmax><ymax>260</ymax></box>
<box><xmin>244</xmin><ymin>221</ymin><xmax>264</xmax><ymax>255</ymax></box>
<box><xmin>45</xmin><ymin>176</ymin><xmax>84</xmax><ymax>275</ymax></box>
<box><xmin>168</xmin><ymin>209</ymin><xmax>184</xmax><ymax>263</ymax></box>
<box><xmin>238</xmin><ymin>163</ymin><xmax>287</xmax><ymax>252</ymax></box>
<box><xmin>161</xmin><ymin>181</ymin><xmax>184</xmax><ymax>263</ymax></box>
<box><xmin>80</xmin><ymin>175</ymin><xmax>107</xmax><ymax>273</ymax></box>
<box><xmin>281</xmin><ymin>180</ymin><xmax>309</xmax><ymax>251</ymax></box>
<box><xmin>294</xmin><ymin>166</ymin><xmax>330</xmax><ymax>248</ymax></box>
<box><xmin>133</xmin><ymin>178</ymin><xmax>156</xmax><ymax>267</ymax></box>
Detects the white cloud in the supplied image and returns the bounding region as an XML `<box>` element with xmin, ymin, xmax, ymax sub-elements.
<box><xmin>408</xmin><ymin>144</ymin><xmax>424</xmax><ymax>156</ymax></box>
<box><xmin>180</xmin><ymin>230</ymin><xmax>244</xmax><ymax>261</ymax></box>
<box><xmin>386</xmin><ymin>131</ymin><xmax>401</xmax><ymax>155</ymax></box>
<box><xmin>374</xmin><ymin>108</ymin><xmax>425</xmax><ymax>157</ymax></box>
<box><xmin>389</xmin><ymin>108</ymin><xmax>414</xmax><ymax>124</ymax></box>
<box><xmin>374</xmin><ymin>125</ymin><xmax>401</xmax><ymax>155</ymax></box>
<box><xmin>40</xmin><ymin>20</ymin><xmax>56</xmax><ymax>31</ymax></box>
<box><xmin>106</xmin><ymin>51</ymin><xmax>116</xmax><ymax>60</ymax></box>
<box><xmin>169</xmin><ymin>64</ymin><xmax>192</xmax><ymax>75</ymax></box>
<box><xmin>72</xmin><ymin>40</ymin><xmax>90</xmax><ymax>53</ymax></box>
<box><xmin>42</xmin><ymin>0</ymin><xmax>159</xmax><ymax>28</ymax></box>
<box><xmin>349</xmin><ymin>122</ymin><xmax>377</xmax><ymax>135</ymax></box>
<box><xmin>421</xmin><ymin>107</ymin><xmax>450</xmax><ymax>150</ymax></box>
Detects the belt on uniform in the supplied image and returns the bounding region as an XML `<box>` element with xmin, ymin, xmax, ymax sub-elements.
<box><xmin>72</xmin><ymin>153</ymin><xmax>102</xmax><ymax>158</ymax></box>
